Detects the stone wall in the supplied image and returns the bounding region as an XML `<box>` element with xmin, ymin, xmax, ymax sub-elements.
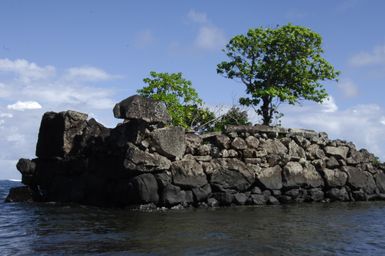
<box><xmin>6</xmin><ymin>95</ymin><xmax>385</xmax><ymax>208</ymax></box>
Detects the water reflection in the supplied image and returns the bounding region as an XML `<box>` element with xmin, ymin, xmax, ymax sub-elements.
<box><xmin>2</xmin><ymin>181</ymin><xmax>385</xmax><ymax>255</ymax></box>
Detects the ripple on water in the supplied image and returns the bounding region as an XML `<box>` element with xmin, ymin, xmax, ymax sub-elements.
<box><xmin>2</xmin><ymin>181</ymin><xmax>385</xmax><ymax>255</ymax></box>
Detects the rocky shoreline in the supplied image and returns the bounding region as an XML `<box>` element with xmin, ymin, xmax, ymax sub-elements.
<box><xmin>6</xmin><ymin>95</ymin><xmax>385</xmax><ymax>208</ymax></box>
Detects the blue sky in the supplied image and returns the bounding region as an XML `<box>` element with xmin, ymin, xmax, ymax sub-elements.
<box><xmin>1</xmin><ymin>0</ymin><xmax>385</xmax><ymax>179</ymax></box>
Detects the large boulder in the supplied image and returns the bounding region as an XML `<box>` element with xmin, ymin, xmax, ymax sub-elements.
<box><xmin>16</xmin><ymin>158</ymin><xmax>36</xmax><ymax>176</ymax></box>
<box><xmin>374</xmin><ymin>171</ymin><xmax>385</xmax><ymax>193</ymax></box>
<box><xmin>124</xmin><ymin>143</ymin><xmax>171</xmax><ymax>172</ymax></box>
<box><xmin>321</xmin><ymin>168</ymin><xmax>348</xmax><ymax>187</ymax></box>
<box><xmin>161</xmin><ymin>184</ymin><xmax>186</xmax><ymax>206</ymax></box>
<box><xmin>343</xmin><ymin>166</ymin><xmax>377</xmax><ymax>194</ymax></box>
<box><xmin>150</xmin><ymin>127</ymin><xmax>186</xmax><ymax>159</ymax></box>
<box><xmin>256</xmin><ymin>165</ymin><xmax>283</xmax><ymax>190</ymax></box>
<box><xmin>113</xmin><ymin>95</ymin><xmax>171</xmax><ymax>125</ymax></box>
<box><xmin>36</xmin><ymin>111</ymin><xmax>88</xmax><ymax>158</ymax></box>
<box><xmin>261</xmin><ymin>139</ymin><xmax>287</xmax><ymax>155</ymax></box>
<box><xmin>283</xmin><ymin>162</ymin><xmax>324</xmax><ymax>188</ymax></box>
<box><xmin>171</xmin><ymin>160</ymin><xmax>207</xmax><ymax>188</ymax></box>
<box><xmin>5</xmin><ymin>186</ymin><xmax>36</xmax><ymax>202</ymax></box>
<box><xmin>288</xmin><ymin>141</ymin><xmax>306</xmax><ymax>160</ymax></box>
<box><xmin>324</xmin><ymin>146</ymin><xmax>349</xmax><ymax>159</ymax></box>
<box><xmin>130</xmin><ymin>174</ymin><xmax>159</xmax><ymax>204</ymax></box>
<box><xmin>209</xmin><ymin>158</ymin><xmax>255</xmax><ymax>192</ymax></box>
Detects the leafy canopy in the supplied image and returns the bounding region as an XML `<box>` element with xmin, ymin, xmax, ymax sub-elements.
<box><xmin>217</xmin><ymin>24</ymin><xmax>340</xmax><ymax>125</ymax></box>
<box><xmin>137</xmin><ymin>71</ymin><xmax>207</xmax><ymax>129</ymax></box>
<box><xmin>214</xmin><ymin>107</ymin><xmax>251</xmax><ymax>132</ymax></box>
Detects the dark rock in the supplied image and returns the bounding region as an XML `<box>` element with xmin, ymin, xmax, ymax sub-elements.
<box><xmin>214</xmin><ymin>135</ymin><xmax>231</xmax><ymax>149</ymax></box>
<box><xmin>233</xmin><ymin>193</ymin><xmax>248</xmax><ymax>205</ymax></box>
<box><xmin>48</xmin><ymin>176</ymin><xmax>86</xmax><ymax>203</ymax></box>
<box><xmin>131</xmin><ymin>174</ymin><xmax>159</xmax><ymax>204</ymax></box>
<box><xmin>266</xmin><ymin>154</ymin><xmax>282</xmax><ymax>167</ymax></box>
<box><xmin>283</xmin><ymin>162</ymin><xmax>324</xmax><ymax>188</ymax></box>
<box><xmin>226</xmin><ymin>124</ymin><xmax>288</xmax><ymax>135</ymax></box>
<box><xmin>321</xmin><ymin>168</ymin><xmax>348</xmax><ymax>187</ymax></box>
<box><xmin>197</xmin><ymin>144</ymin><xmax>211</xmax><ymax>156</ymax></box>
<box><xmin>267</xmin><ymin>196</ymin><xmax>280</xmax><ymax>205</ymax></box>
<box><xmin>374</xmin><ymin>171</ymin><xmax>385</xmax><ymax>193</ymax></box>
<box><xmin>251</xmin><ymin>186</ymin><xmax>262</xmax><ymax>194</ymax></box>
<box><xmin>16</xmin><ymin>158</ymin><xmax>36</xmax><ymax>175</ymax></box>
<box><xmin>154</xmin><ymin>172</ymin><xmax>171</xmax><ymax>189</ymax></box>
<box><xmin>161</xmin><ymin>184</ymin><xmax>185</xmax><ymax>206</ymax></box>
<box><xmin>36</xmin><ymin>111</ymin><xmax>88</xmax><ymax>158</ymax></box>
<box><xmin>171</xmin><ymin>160</ymin><xmax>207</xmax><ymax>188</ymax></box>
<box><xmin>326</xmin><ymin>157</ymin><xmax>340</xmax><ymax>169</ymax></box>
<box><xmin>184</xmin><ymin>190</ymin><xmax>194</xmax><ymax>205</ymax></box>
<box><xmin>324</xmin><ymin>146</ymin><xmax>349</xmax><ymax>159</ymax></box>
<box><xmin>124</xmin><ymin>143</ymin><xmax>171</xmax><ymax>172</ymax></box>
<box><xmin>288</xmin><ymin>141</ymin><xmax>306</xmax><ymax>160</ymax></box>
<box><xmin>346</xmin><ymin>149</ymin><xmax>364</xmax><ymax>165</ymax></box>
<box><xmin>343</xmin><ymin>166</ymin><xmax>377</xmax><ymax>194</ymax></box>
<box><xmin>185</xmin><ymin>133</ymin><xmax>202</xmax><ymax>154</ymax></box>
<box><xmin>212</xmin><ymin>192</ymin><xmax>234</xmax><ymax>206</ymax></box>
<box><xmin>207</xmin><ymin>198</ymin><xmax>219</xmax><ymax>207</ymax></box>
<box><xmin>209</xmin><ymin>159</ymin><xmax>255</xmax><ymax>192</ymax></box>
<box><xmin>262</xmin><ymin>139</ymin><xmax>287</xmax><ymax>155</ymax></box>
<box><xmin>231</xmin><ymin>137</ymin><xmax>247</xmax><ymax>150</ymax></box>
<box><xmin>5</xmin><ymin>186</ymin><xmax>35</xmax><ymax>202</ymax></box>
<box><xmin>351</xmin><ymin>189</ymin><xmax>367</xmax><ymax>201</ymax></box>
<box><xmin>72</xmin><ymin>118</ymin><xmax>110</xmax><ymax>154</ymax></box>
<box><xmin>248</xmin><ymin>194</ymin><xmax>267</xmax><ymax>205</ymax></box>
<box><xmin>306</xmin><ymin>144</ymin><xmax>325</xmax><ymax>160</ymax></box>
<box><xmin>256</xmin><ymin>165</ymin><xmax>282</xmax><ymax>190</ymax></box>
<box><xmin>245</xmin><ymin>136</ymin><xmax>259</xmax><ymax>148</ymax></box>
<box><xmin>113</xmin><ymin>95</ymin><xmax>171</xmax><ymax>125</ymax></box>
<box><xmin>150</xmin><ymin>127</ymin><xmax>186</xmax><ymax>159</ymax></box>
<box><xmin>192</xmin><ymin>184</ymin><xmax>212</xmax><ymax>202</ymax></box>
<box><xmin>326</xmin><ymin>187</ymin><xmax>350</xmax><ymax>201</ymax></box>
<box><xmin>307</xmin><ymin>188</ymin><xmax>324</xmax><ymax>202</ymax></box>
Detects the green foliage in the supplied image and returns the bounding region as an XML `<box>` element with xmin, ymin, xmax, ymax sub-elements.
<box><xmin>137</xmin><ymin>71</ymin><xmax>207</xmax><ymax>129</ymax></box>
<box><xmin>372</xmin><ymin>156</ymin><xmax>382</xmax><ymax>167</ymax></box>
<box><xmin>186</xmin><ymin>105</ymin><xmax>216</xmax><ymax>132</ymax></box>
<box><xmin>217</xmin><ymin>23</ymin><xmax>340</xmax><ymax>125</ymax></box>
<box><xmin>214</xmin><ymin>107</ymin><xmax>251</xmax><ymax>131</ymax></box>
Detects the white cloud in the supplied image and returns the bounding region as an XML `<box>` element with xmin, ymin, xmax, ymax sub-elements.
<box><xmin>349</xmin><ymin>44</ymin><xmax>385</xmax><ymax>67</ymax></box>
<box><xmin>22</xmin><ymin>84</ymin><xmax>114</xmax><ymax>109</ymax></box>
<box><xmin>187</xmin><ymin>9</ymin><xmax>208</xmax><ymax>24</ymax></box>
<box><xmin>338</xmin><ymin>79</ymin><xmax>359</xmax><ymax>98</ymax></box>
<box><xmin>0</xmin><ymin>58</ymin><xmax>55</xmax><ymax>82</ymax></box>
<box><xmin>0</xmin><ymin>113</ymin><xmax>13</xmax><ymax>118</ymax></box>
<box><xmin>282</xmin><ymin>101</ymin><xmax>385</xmax><ymax>159</ymax></box>
<box><xmin>65</xmin><ymin>66</ymin><xmax>117</xmax><ymax>81</ymax></box>
<box><xmin>7</xmin><ymin>101</ymin><xmax>42</xmax><ymax>111</ymax></box>
<box><xmin>195</xmin><ymin>25</ymin><xmax>226</xmax><ymax>50</ymax></box>
<box><xmin>134</xmin><ymin>29</ymin><xmax>154</xmax><ymax>48</ymax></box>
<box><xmin>185</xmin><ymin>10</ymin><xmax>227</xmax><ymax>51</ymax></box>
<box><xmin>0</xmin><ymin>83</ymin><xmax>11</xmax><ymax>98</ymax></box>
<box><xmin>320</xmin><ymin>96</ymin><xmax>338</xmax><ymax>113</ymax></box>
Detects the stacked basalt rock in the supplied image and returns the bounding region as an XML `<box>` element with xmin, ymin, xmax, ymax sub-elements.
<box><xmin>6</xmin><ymin>95</ymin><xmax>385</xmax><ymax>208</ymax></box>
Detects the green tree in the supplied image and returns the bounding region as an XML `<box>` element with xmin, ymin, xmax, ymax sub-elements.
<box><xmin>217</xmin><ymin>24</ymin><xmax>340</xmax><ymax>125</ymax></box>
<box><xmin>214</xmin><ymin>107</ymin><xmax>251</xmax><ymax>131</ymax></box>
<box><xmin>137</xmin><ymin>71</ymin><xmax>211</xmax><ymax>129</ymax></box>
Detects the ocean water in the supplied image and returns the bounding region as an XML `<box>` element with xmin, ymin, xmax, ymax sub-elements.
<box><xmin>2</xmin><ymin>180</ymin><xmax>385</xmax><ymax>255</ymax></box>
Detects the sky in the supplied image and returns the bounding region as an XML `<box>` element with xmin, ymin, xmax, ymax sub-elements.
<box><xmin>1</xmin><ymin>0</ymin><xmax>385</xmax><ymax>179</ymax></box>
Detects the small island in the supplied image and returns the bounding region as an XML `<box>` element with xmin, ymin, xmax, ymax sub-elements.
<box><xmin>6</xmin><ymin>94</ymin><xmax>385</xmax><ymax>209</ymax></box>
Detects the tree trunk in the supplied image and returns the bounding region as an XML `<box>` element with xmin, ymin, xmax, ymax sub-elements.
<box><xmin>261</xmin><ymin>96</ymin><xmax>272</xmax><ymax>126</ymax></box>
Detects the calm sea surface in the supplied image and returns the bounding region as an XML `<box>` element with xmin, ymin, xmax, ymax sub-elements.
<box><xmin>2</xmin><ymin>180</ymin><xmax>385</xmax><ymax>255</ymax></box>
